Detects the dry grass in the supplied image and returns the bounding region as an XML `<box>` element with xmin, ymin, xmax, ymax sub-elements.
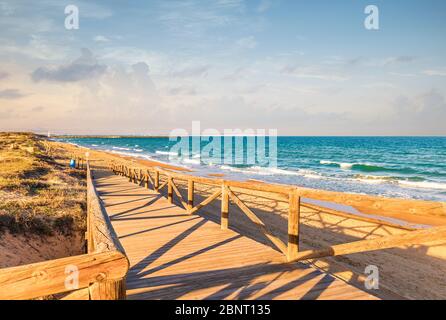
<box><xmin>0</xmin><ymin>132</ymin><xmax>86</xmax><ymax>237</ymax></box>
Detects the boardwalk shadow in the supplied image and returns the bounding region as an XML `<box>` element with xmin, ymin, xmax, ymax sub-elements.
<box><xmin>128</xmin><ymin>263</ymin><xmax>329</xmax><ymax>300</ymax></box>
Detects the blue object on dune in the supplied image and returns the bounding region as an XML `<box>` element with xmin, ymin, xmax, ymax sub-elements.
<box><xmin>70</xmin><ymin>159</ymin><xmax>76</xmax><ymax>168</ymax></box>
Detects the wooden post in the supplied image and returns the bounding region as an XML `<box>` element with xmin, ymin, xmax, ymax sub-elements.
<box><xmin>287</xmin><ymin>190</ymin><xmax>300</xmax><ymax>261</ymax></box>
<box><xmin>168</xmin><ymin>176</ymin><xmax>173</xmax><ymax>203</ymax></box>
<box><xmin>145</xmin><ymin>171</ymin><xmax>149</xmax><ymax>188</ymax></box>
<box><xmin>187</xmin><ymin>179</ymin><xmax>194</xmax><ymax>214</ymax></box>
<box><xmin>221</xmin><ymin>183</ymin><xmax>229</xmax><ymax>230</ymax></box>
<box><xmin>129</xmin><ymin>169</ymin><xmax>133</xmax><ymax>182</ymax></box>
<box><xmin>155</xmin><ymin>170</ymin><xmax>159</xmax><ymax>191</ymax></box>
<box><xmin>89</xmin><ymin>278</ymin><xmax>126</xmax><ymax>300</ymax></box>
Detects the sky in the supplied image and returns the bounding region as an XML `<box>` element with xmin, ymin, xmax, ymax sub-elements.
<box><xmin>0</xmin><ymin>0</ymin><xmax>446</xmax><ymax>135</ymax></box>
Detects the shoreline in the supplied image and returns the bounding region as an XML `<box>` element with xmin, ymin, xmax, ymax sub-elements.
<box><xmin>55</xmin><ymin>137</ymin><xmax>446</xmax><ymax>203</ymax></box>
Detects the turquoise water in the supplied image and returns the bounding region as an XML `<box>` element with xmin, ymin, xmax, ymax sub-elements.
<box><xmin>58</xmin><ymin>136</ymin><xmax>446</xmax><ymax>201</ymax></box>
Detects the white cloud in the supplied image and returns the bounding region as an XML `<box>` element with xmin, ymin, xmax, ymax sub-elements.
<box><xmin>388</xmin><ymin>89</ymin><xmax>446</xmax><ymax>134</ymax></box>
<box><xmin>31</xmin><ymin>48</ymin><xmax>107</xmax><ymax>82</ymax></box>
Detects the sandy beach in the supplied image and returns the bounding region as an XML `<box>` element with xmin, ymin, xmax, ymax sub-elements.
<box><xmin>50</xmin><ymin>138</ymin><xmax>446</xmax><ymax>300</ymax></box>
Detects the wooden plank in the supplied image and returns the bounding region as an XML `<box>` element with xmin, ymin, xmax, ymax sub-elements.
<box><xmin>147</xmin><ymin>170</ymin><xmax>155</xmax><ymax>189</ymax></box>
<box><xmin>287</xmin><ymin>190</ymin><xmax>300</xmax><ymax>261</ymax></box>
<box><xmin>155</xmin><ymin>170</ymin><xmax>160</xmax><ymax>190</ymax></box>
<box><xmin>188</xmin><ymin>179</ymin><xmax>194</xmax><ymax>213</ymax></box>
<box><xmin>189</xmin><ymin>189</ymin><xmax>222</xmax><ymax>215</ymax></box>
<box><xmin>300</xmin><ymin>202</ymin><xmax>418</xmax><ymax>231</ymax></box>
<box><xmin>291</xmin><ymin>225</ymin><xmax>446</xmax><ymax>262</ymax></box>
<box><xmin>294</xmin><ymin>187</ymin><xmax>446</xmax><ymax>225</ymax></box>
<box><xmin>221</xmin><ymin>183</ymin><xmax>229</xmax><ymax>230</ymax></box>
<box><xmin>157</xmin><ymin>180</ymin><xmax>168</xmax><ymax>191</ymax></box>
<box><xmin>59</xmin><ymin>288</ymin><xmax>90</xmax><ymax>300</ymax></box>
<box><xmin>156</xmin><ymin>167</ymin><xmax>221</xmax><ymax>186</ymax></box>
<box><xmin>0</xmin><ymin>251</ymin><xmax>128</xmax><ymax>300</ymax></box>
<box><xmin>89</xmin><ymin>278</ymin><xmax>126</xmax><ymax>300</ymax></box>
<box><xmin>227</xmin><ymin>187</ymin><xmax>288</xmax><ymax>256</ymax></box>
<box><xmin>171</xmin><ymin>178</ymin><xmax>189</xmax><ymax>209</ymax></box>
<box><xmin>226</xmin><ymin>180</ymin><xmax>293</xmax><ymax>195</ymax></box>
<box><xmin>168</xmin><ymin>176</ymin><xmax>173</xmax><ymax>204</ymax></box>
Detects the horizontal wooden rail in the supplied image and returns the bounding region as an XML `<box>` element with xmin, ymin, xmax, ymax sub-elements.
<box><xmin>290</xmin><ymin>225</ymin><xmax>446</xmax><ymax>262</ymax></box>
<box><xmin>0</xmin><ymin>251</ymin><xmax>127</xmax><ymax>300</ymax></box>
<box><xmin>87</xmin><ymin>162</ymin><xmax>126</xmax><ymax>254</ymax></box>
<box><xmin>300</xmin><ymin>202</ymin><xmax>419</xmax><ymax>231</ymax></box>
<box><xmin>86</xmin><ymin>161</ymin><xmax>129</xmax><ymax>299</ymax></box>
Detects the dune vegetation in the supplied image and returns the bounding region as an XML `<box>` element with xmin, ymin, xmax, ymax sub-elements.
<box><xmin>0</xmin><ymin>132</ymin><xmax>86</xmax><ymax>236</ymax></box>
<box><xmin>0</xmin><ymin>133</ymin><xmax>86</xmax><ymax>267</ymax></box>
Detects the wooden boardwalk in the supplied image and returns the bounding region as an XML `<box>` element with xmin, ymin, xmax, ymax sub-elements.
<box><xmin>93</xmin><ymin>169</ymin><xmax>378</xmax><ymax>300</ymax></box>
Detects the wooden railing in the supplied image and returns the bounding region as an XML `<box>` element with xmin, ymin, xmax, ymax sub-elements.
<box><xmin>113</xmin><ymin>163</ymin><xmax>299</xmax><ymax>260</ymax></box>
<box><xmin>111</xmin><ymin>162</ymin><xmax>446</xmax><ymax>263</ymax></box>
<box><xmin>73</xmin><ymin>156</ymin><xmax>86</xmax><ymax>169</ymax></box>
<box><xmin>0</xmin><ymin>162</ymin><xmax>129</xmax><ymax>300</ymax></box>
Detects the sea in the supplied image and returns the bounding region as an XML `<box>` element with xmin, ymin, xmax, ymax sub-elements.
<box><xmin>56</xmin><ymin>136</ymin><xmax>446</xmax><ymax>202</ymax></box>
